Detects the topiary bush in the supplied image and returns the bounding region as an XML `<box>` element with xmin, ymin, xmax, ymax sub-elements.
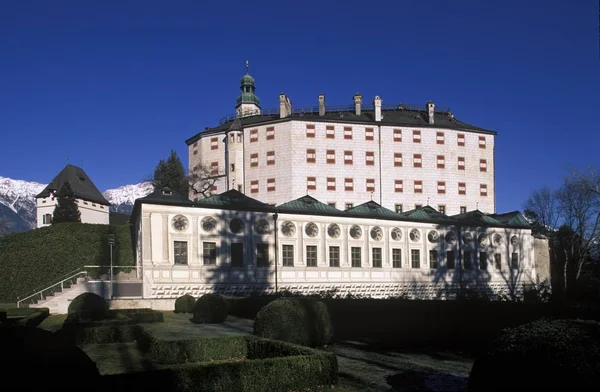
<box><xmin>191</xmin><ymin>293</ymin><xmax>229</xmax><ymax>324</ymax></box>
<box><xmin>67</xmin><ymin>292</ymin><xmax>109</xmax><ymax>322</ymax></box>
<box><xmin>468</xmin><ymin>319</ymin><xmax>600</xmax><ymax>391</ymax></box>
<box><xmin>253</xmin><ymin>298</ymin><xmax>333</xmax><ymax>347</ymax></box>
<box><xmin>174</xmin><ymin>294</ymin><xmax>196</xmax><ymax>313</ymax></box>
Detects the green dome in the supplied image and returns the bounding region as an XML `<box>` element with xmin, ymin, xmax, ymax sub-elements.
<box><xmin>241</xmin><ymin>73</ymin><xmax>255</xmax><ymax>85</ymax></box>
<box><xmin>236</xmin><ymin>92</ymin><xmax>260</xmax><ymax>105</ymax></box>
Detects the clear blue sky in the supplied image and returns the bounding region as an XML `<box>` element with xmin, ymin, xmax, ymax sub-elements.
<box><xmin>1</xmin><ymin>0</ymin><xmax>598</xmax><ymax>214</ymax></box>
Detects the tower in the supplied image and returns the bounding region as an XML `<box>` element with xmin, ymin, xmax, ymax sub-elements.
<box><xmin>235</xmin><ymin>61</ymin><xmax>261</xmax><ymax>117</ymax></box>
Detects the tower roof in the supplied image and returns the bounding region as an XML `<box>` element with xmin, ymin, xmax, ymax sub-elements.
<box><xmin>236</xmin><ymin>62</ymin><xmax>260</xmax><ymax>108</ymax></box>
<box><xmin>36</xmin><ymin>164</ymin><xmax>110</xmax><ymax>206</ymax></box>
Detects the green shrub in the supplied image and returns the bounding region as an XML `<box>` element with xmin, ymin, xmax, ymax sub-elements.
<box><xmin>143</xmin><ymin>334</ymin><xmax>248</xmax><ymax>364</ymax></box>
<box><xmin>192</xmin><ymin>293</ymin><xmax>228</xmax><ymax>324</ymax></box>
<box><xmin>468</xmin><ymin>319</ymin><xmax>600</xmax><ymax>391</ymax></box>
<box><xmin>56</xmin><ymin>324</ymin><xmax>144</xmax><ymax>345</ymax></box>
<box><xmin>253</xmin><ymin>298</ymin><xmax>333</xmax><ymax>347</ymax></box>
<box><xmin>16</xmin><ymin>308</ymin><xmax>50</xmax><ymax>327</ymax></box>
<box><xmin>67</xmin><ymin>292</ymin><xmax>109</xmax><ymax>322</ymax></box>
<box><xmin>108</xmin><ymin>308</ymin><xmax>164</xmax><ymax>324</ymax></box>
<box><xmin>174</xmin><ymin>294</ymin><xmax>196</xmax><ymax>313</ymax></box>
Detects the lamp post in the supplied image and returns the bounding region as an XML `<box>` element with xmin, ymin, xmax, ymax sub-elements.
<box><xmin>273</xmin><ymin>213</ymin><xmax>279</xmax><ymax>295</ymax></box>
<box><xmin>108</xmin><ymin>234</ymin><xmax>115</xmax><ymax>299</ymax></box>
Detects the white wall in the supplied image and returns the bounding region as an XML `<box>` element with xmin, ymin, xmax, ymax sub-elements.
<box><xmin>36</xmin><ymin>196</ymin><xmax>109</xmax><ymax>227</ymax></box>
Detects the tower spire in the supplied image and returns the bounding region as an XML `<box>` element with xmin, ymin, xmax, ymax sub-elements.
<box><xmin>236</xmin><ymin>61</ymin><xmax>261</xmax><ymax>117</ymax></box>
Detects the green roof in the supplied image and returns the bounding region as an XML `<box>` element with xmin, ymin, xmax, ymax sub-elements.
<box><xmin>450</xmin><ymin>210</ymin><xmax>504</xmax><ymax>227</ymax></box>
<box><xmin>345</xmin><ymin>201</ymin><xmax>400</xmax><ymax>220</ymax></box>
<box><xmin>400</xmin><ymin>205</ymin><xmax>454</xmax><ymax>223</ymax></box>
<box><xmin>136</xmin><ymin>186</ymin><xmax>194</xmax><ymax>207</ymax></box>
<box><xmin>195</xmin><ymin>189</ymin><xmax>274</xmax><ymax>212</ymax></box>
<box><xmin>489</xmin><ymin>211</ymin><xmax>531</xmax><ymax>228</ymax></box>
<box><xmin>276</xmin><ymin>195</ymin><xmax>344</xmax><ymax>216</ymax></box>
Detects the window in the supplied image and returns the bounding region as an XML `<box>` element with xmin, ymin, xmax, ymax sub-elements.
<box><xmin>193</xmin><ymin>149</ymin><xmax>198</xmax><ymax>155</ymax></box>
<box><xmin>479</xmin><ymin>136</ymin><xmax>486</xmax><ymax>148</ymax></box>
<box><xmin>447</xmin><ymin>251</ymin><xmax>455</xmax><ymax>269</ymax></box>
<box><xmin>438</xmin><ymin>205</ymin><xmax>446</xmax><ymax>214</ymax></box>
<box><xmin>457</xmin><ymin>133</ymin><xmax>465</xmax><ymax>146</ymax></box>
<box><xmin>511</xmin><ymin>253</ymin><xmax>519</xmax><ymax>269</ymax></box>
<box><xmin>436</xmin><ymin>132</ymin><xmax>445</xmax><ymax>144</ymax></box>
<box><xmin>193</xmin><ymin>142</ymin><xmax>198</xmax><ymax>147</ymax></box>
<box><xmin>201</xmin><ymin>242</ymin><xmax>215</xmax><ymax>265</ymax></box>
<box><xmin>464</xmin><ymin>251</ymin><xmax>472</xmax><ymax>269</ymax></box>
<box><xmin>395</xmin><ymin>180</ymin><xmax>403</xmax><ymax>193</ymax></box>
<box><xmin>394</xmin><ymin>128</ymin><xmax>402</xmax><ymax>142</ymax></box>
<box><xmin>411</xmin><ymin>249</ymin><xmax>420</xmax><ymax>268</ymax></box>
<box><xmin>429</xmin><ymin>250</ymin><xmax>438</xmax><ymax>269</ymax></box>
<box><xmin>345</xmin><ymin>202</ymin><xmax>354</xmax><ymax>210</ymax></box>
<box><xmin>344</xmin><ymin>178</ymin><xmax>354</xmax><ymax>191</ymax></box>
<box><xmin>230</xmin><ymin>134</ymin><xmax>235</xmax><ymax>143</ymax></box>
<box><xmin>460</xmin><ymin>206</ymin><xmax>467</xmax><ymax>214</ymax></box>
<box><xmin>366</xmin><ymin>178</ymin><xmax>375</xmax><ymax>193</ymax></box>
<box><xmin>230</xmin><ymin>243</ymin><xmax>243</xmax><ymax>266</ymax></box>
<box><xmin>414</xmin><ymin>180</ymin><xmax>423</xmax><ymax>193</ymax></box>
<box><xmin>351</xmin><ymin>247</ymin><xmax>361</xmax><ymax>267</ymax></box>
<box><xmin>394</xmin><ymin>153</ymin><xmax>403</xmax><ymax>167</ymax></box>
<box><xmin>257</xmin><ymin>244</ymin><xmax>269</xmax><ymax>267</ymax></box>
<box><xmin>458</xmin><ymin>156</ymin><xmax>465</xmax><ymax>170</ymax></box>
<box><xmin>43</xmin><ymin>214</ymin><xmax>52</xmax><ymax>224</ymax></box>
<box><xmin>392</xmin><ymin>249</ymin><xmax>402</xmax><ymax>268</ymax></box>
<box><xmin>267</xmin><ymin>151</ymin><xmax>275</xmax><ymax>165</ymax></box>
<box><xmin>307</xmin><ymin>177</ymin><xmax>316</xmax><ymax>191</ymax></box>
<box><xmin>365</xmin><ymin>151</ymin><xmax>375</xmax><ymax>166</ymax></box>
<box><xmin>372</xmin><ymin>248</ymin><xmax>382</xmax><ymax>268</ymax></box>
<box><xmin>344</xmin><ymin>126</ymin><xmax>353</xmax><ymax>139</ymax></box>
<box><xmin>210</xmin><ymin>162</ymin><xmax>218</xmax><ymax>175</ymax></box>
<box><xmin>306</xmin><ymin>149</ymin><xmax>316</xmax><ymax>163</ymax></box>
<box><xmin>327</xmin><ymin>177</ymin><xmax>336</xmax><ymax>191</ymax></box>
<box><xmin>494</xmin><ymin>254</ymin><xmax>502</xmax><ymax>270</ymax></box>
<box><xmin>395</xmin><ymin>204</ymin><xmax>403</xmax><ymax>213</ymax></box>
<box><xmin>266</xmin><ymin>126</ymin><xmax>274</xmax><ymax>140</ymax></box>
<box><xmin>326</xmin><ymin>125</ymin><xmax>335</xmax><ymax>139</ymax></box>
<box><xmin>458</xmin><ymin>182</ymin><xmax>466</xmax><ymax>195</ymax></box>
<box><xmin>306</xmin><ymin>124</ymin><xmax>315</xmax><ymax>138</ymax></box>
<box><xmin>365</xmin><ymin>127</ymin><xmax>374</xmax><ymax>141</ymax></box>
<box><xmin>415</xmin><ymin>204</ymin><xmax>422</xmax><ymax>209</ymax></box>
<box><xmin>250</xmin><ymin>129</ymin><xmax>258</xmax><ymax>142</ymax></box>
<box><xmin>480</xmin><ymin>159</ymin><xmax>487</xmax><ymax>172</ymax></box>
<box><xmin>437</xmin><ymin>155</ymin><xmax>445</xmax><ymax>169</ymax></box>
<box><xmin>326</xmin><ymin>150</ymin><xmax>336</xmax><ymax>164</ymax></box>
<box><xmin>329</xmin><ymin>246</ymin><xmax>340</xmax><ymax>267</ymax></box>
<box><xmin>413</xmin><ymin>154</ymin><xmax>422</xmax><ymax>168</ymax></box>
<box><xmin>267</xmin><ymin>178</ymin><xmax>276</xmax><ymax>192</ymax></box>
<box><xmin>172</xmin><ymin>241</ymin><xmax>189</xmax><ymax>265</ymax></box>
<box><xmin>306</xmin><ymin>245</ymin><xmax>317</xmax><ymax>267</ymax></box>
<box><xmin>250</xmin><ymin>153</ymin><xmax>258</xmax><ymax>167</ymax></box>
<box><xmin>250</xmin><ymin>180</ymin><xmax>259</xmax><ymax>194</ymax></box>
<box><xmin>327</xmin><ymin>202</ymin><xmax>336</xmax><ymax>208</ymax></box>
<box><xmin>282</xmin><ymin>245</ymin><xmax>294</xmax><ymax>267</ymax></box>
<box><xmin>344</xmin><ymin>151</ymin><xmax>353</xmax><ymax>165</ymax></box>
<box><xmin>480</xmin><ymin>184</ymin><xmax>488</xmax><ymax>197</ymax></box>
<box><xmin>210</xmin><ymin>137</ymin><xmax>219</xmax><ymax>150</ymax></box>
<box><xmin>210</xmin><ymin>185</ymin><xmax>217</xmax><ymax>194</ymax></box>
<box><xmin>479</xmin><ymin>252</ymin><xmax>488</xmax><ymax>270</ymax></box>
<box><xmin>437</xmin><ymin>181</ymin><xmax>446</xmax><ymax>194</ymax></box>
<box><xmin>230</xmin><ymin>163</ymin><xmax>235</xmax><ymax>172</ymax></box>
<box><xmin>413</xmin><ymin>130</ymin><xmax>421</xmax><ymax>143</ymax></box>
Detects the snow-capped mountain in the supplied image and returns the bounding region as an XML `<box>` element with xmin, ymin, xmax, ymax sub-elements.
<box><xmin>102</xmin><ymin>182</ymin><xmax>154</xmax><ymax>214</ymax></box>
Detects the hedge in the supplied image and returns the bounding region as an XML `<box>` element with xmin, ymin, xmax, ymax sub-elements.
<box><xmin>0</xmin><ymin>222</ymin><xmax>134</xmax><ymax>302</ymax></box>
<box><xmin>192</xmin><ymin>293</ymin><xmax>229</xmax><ymax>324</ymax></box>
<box><xmin>64</xmin><ymin>308</ymin><xmax>164</xmax><ymax>328</ymax></box>
<box><xmin>68</xmin><ymin>292</ymin><xmax>109</xmax><ymax>322</ymax></box>
<box><xmin>174</xmin><ymin>294</ymin><xmax>196</xmax><ymax>313</ymax></box>
<box><xmin>16</xmin><ymin>308</ymin><xmax>50</xmax><ymax>327</ymax></box>
<box><xmin>58</xmin><ymin>324</ymin><xmax>144</xmax><ymax>345</ymax></box>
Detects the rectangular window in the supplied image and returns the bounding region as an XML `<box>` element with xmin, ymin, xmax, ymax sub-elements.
<box><xmin>250</xmin><ymin>153</ymin><xmax>258</xmax><ymax>167</ymax></box>
<box><xmin>392</xmin><ymin>249</ymin><xmax>402</xmax><ymax>268</ymax></box>
<box><xmin>464</xmin><ymin>251</ymin><xmax>472</xmax><ymax>269</ymax></box>
<box><xmin>365</xmin><ymin>127</ymin><xmax>374</xmax><ymax>141</ymax></box>
<box><xmin>231</xmin><ymin>243</ymin><xmax>243</xmax><ymax>267</ymax></box>
<box><xmin>282</xmin><ymin>244</ymin><xmax>294</xmax><ymax>267</ymax></box>
<box><xmin>250</xmin><ymin>180</ymin><xmax>259</xmax><ymax>194</ymax></box>
<box><xmin>480</xmin><ymin>159</ymin><xmax>487</xmax><ymax>172</ymax></box>
<box><xmin>413</xmin><ymin>130</ymin><xmax>421</xmax><ymax>143</ymax></box>
<box><xmin>394</xmin><ymin>153</ymin><xmax>403</xmax><ymax>167</ymax></box>
<box><xmin>415</xmin><ymin>204</ymin><xmax>422</xmax><ymax>209</ymax></box>
<box><xmin>344</xmin><ymin>126</ymin><xmax>353</xmax><ymax>140</ymax></box>
<box><xmin>326</xmin><ymin>125</ymin><xmax>335</xmax><ymax>139</ymax></box>
<box><xmin>458</xmin><ymin>156</ymin><xmax>465</xmax><ymax>170</ymax></box>
<box><xmin>307</xmin><ymin>177</ymin><xmax>316</xmax><ymax>191</ymax></box>
<box><xmin>457</xmin><ymin>133</ymin><xmax>465</xmax><ymax>146</ymax></box>
<box><xmin>344</xmin><ymin>151</ymin><xmax>353</xmax><ymax>165</ymax></box>
<box><xmin>345</xmin><ymin>202</ymin><xmax>354</xmax><ymax>210</ymax></box>
<box><xmin>210</xmin><ymin>162</ymin><xmax>219</xmax><ymax>175</ymax></box>
<box><xmin>437</xmin><ymin>155</ymin><xmax>445</xmax><ymax>169</ymax></box>
<box><xmin>193</xmin><ymin>142</ymin><xmax>198</xmax><ymax>147</ymax></box>
<box><xmin>267</xmin><ymin>151</ymin><xmax>275</xmax><ymax>165</ymax></box>
<box><xmin>329</xmin><ymin>246</ymin><xmax>340</xmax><ymax>267</ymax></box>
<box><xmin>267</xmin><ymin>178</ymin><xmax>276</xmax><ymax>192</ymax></box>
<box><xmin>230</xmin><ymin>163</ymin><xmax>235</xmax><ymax>172</ymax></box>
<box><xmin>306</xmin><ymin>124</ymin><xmax>315</xmax><ymax>138</ymax></box>
<box><xmin>193</xmin><ymin>150</ymin><xmax>198</xmax><ymax>155</ymax></box>
<box><xmin>413</xmin><ymin>154</ymin><xmax>422</xmax><ymax>168</ymax></box>
<box><xmin>175</xmin><ymin>241</ymin><xmax>189</xmax><ymax>265</ymax></box>
<box><xmin>458</xmin><ymin>182</ymin><xmax>466</xmax><ymax>195</ymax></box>
<box><xmin>327</xmin><ymin>202</ymin><xmax>336</xmax><ymax>208</ymax></box>
<box><xmin>43</xmin><ymin>214</ymin><xmax>52</xmax><ymax>224</ymax></box>
<box><xmin>447</xmin><ymin>250</ymin><xmax>455</xmax><ymax>269</ymax></box>
<box><xmin>366</xmin><ymin>178</ymin><xmax>375</xmax><ymax>193</ymax></box>
<box><xmin>411</xmin><ymin>249</ymin><xmax>420</xmax><ymax>268</ymax></box>
<box><xmin>480</xmin><ymin>184</ymin><xmax>488</xmax><ymax>197</ymax></box>
<box><xmin>395</xmin><ymin>180</ymin><xmax>403</xmax><ymax>193</ymax></box>
<box><xmin>479</xmin><ymin>136</ymin><xmax>486</xmax><ymax>148</ymax></box>
<box><xmin>436</xmin><ymin>131</ymin><xmax>445</xmax><ymax>144</ymax></box>
<box><xmin>393</xmin><ymin>128</ymin><xmax>402</xmax><ymax>142</ymax></box>
<box><xmin>372</xmin><ymin>248</ymin><xmax>382</xmax><ymax>268</ymax></box>
<box><xmin>414</xmin><ymin>180</ymin><xmax>423</xmax><ymax>193</ymax></box>
<box><xmin>460</xmin><ymin>206</ymin><xmax>467</xmax><ymax>214</ymax></box>
<box><xmin>351</xmin><ymin>247</ymin><xmax>361</xmax><ymax>267</ymax></box>
<box><xmin>344</xmin><ymin>178</ymin><xmax>354</xmax><ymax>191</ymax></box>
<box><xmin>210</xmin><ymin>137</ymin><xmax>219</xmax><ymax>150</ymax></box>
<box><xmin>250</xmin><ymin>129</ymin><xmax>258</xmax><ymax>142</ymax></box>
<box><xmin>210</xmin><ymin>185</ymin><xmax>217</xmax><ymax>194</ymax></box>
<box><xmin>306</xmin><ymin>149</ymin><xmax>316</xmax><ymax>163</ymax></box>
<box><xmin>437</xmin><ymin>181</ymin><xmax>446</xmax><ymax>194</ymax></box>
<box><xmin>429</xmin><ymin>250</ymin><xmax>438</xmax><ymax>269</ymax></box>
<box><xmin>365</xmin><ymin>151</ymin><xmax>375</xmax><ymax>166</ymax></box>
<box><xmin>327</xmin><ymin>177</ymin><xmax>336</xmax><ymax>191</ymax></box>
<box><xmin>511</xmin><ymin>253</ymin><xmax>519</xmax><ymax>269</ymax></box>
<box><xmin>266</xmin><ymin>126</ymin><xmax>274</xmax><ymax>140</ymax></box>
<box><xmin>326</xmin><ymin>150</ymin><xmax>336</xmax><ymax>164</ymax></box>
<box><xmin>438</xmin><ymin>205</ymin><xmax>446</xmax><ymax>214</ymax></box>
<box><xmin>395</xmin><ymin>204</ymin><xmax>403</xmax><ymax>213</ymax></box>
<box><xmin>306</xmin><ymin>245</ymin><xmax>317</xmax><ymax>267</ymax></box>
<box><xmin>479</xmin><ymin>252</ymin><xmax>488</xmax><ymax>270</ymax></box>
<box><xmin>494</xmin><ymin>253</ymin><xmax>502</xmax><ymax>270</ymax></box>
<box><xmin>202</xmin><ymin>242</ymin><xmax>215</xmax><ymax>266</ymax></box>
<box><xmin>256</xmin><ymin>244</ymin><xmax>269</xmax><ymax>267</ymax></box>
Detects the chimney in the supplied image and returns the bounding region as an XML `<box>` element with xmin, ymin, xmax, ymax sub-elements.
<box><xmin>374</xmin><ymin>96</ymin><xmax>382</xmax><ymax>122</ymax></box>
<box><xmin>427</xmin><ymin>100</ymin><xmax>435</xmax><ymax>124</ymax></box>
<box><xmin>353</xmin><ymin>93</ymin><xmax>362</xmax><ymax>116</ymax></box>
<box><xmin>318</xmin><ymin>94</ymin><xmax>325</xmax><ymax>116</ymax></box>
<box><xmin>279</xmin><ymin>94</ymin><xmax>288</xmax><ymax>118</ymax></box>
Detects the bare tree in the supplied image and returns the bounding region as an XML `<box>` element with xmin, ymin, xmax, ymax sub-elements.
<box><xmin>188</xmin><ymin>163</ymin><xmax>224</xmax><ymax>199</ymax></box>
<box><xmin>523</xmin><ymin>186</ymin><xmax>560</xmax><ymax>234</ymax></box>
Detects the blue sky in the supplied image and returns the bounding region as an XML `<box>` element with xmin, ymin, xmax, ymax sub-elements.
<box><xmin>1</xmin><ymin>0</ymin><xmax>598</xmax><ymax>214</ymax></box>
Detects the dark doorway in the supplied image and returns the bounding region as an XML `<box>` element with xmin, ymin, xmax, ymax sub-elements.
<box><xmin>231</xmin><ymin>243</ymin><xmax>244</xmax><ymax>267</ymax></box>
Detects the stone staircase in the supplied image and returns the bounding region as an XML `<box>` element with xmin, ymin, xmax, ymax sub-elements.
<box><xmin>29</xmin><ymin>279</ymin><xmax>112</xmax><ymax>314</ymax></box>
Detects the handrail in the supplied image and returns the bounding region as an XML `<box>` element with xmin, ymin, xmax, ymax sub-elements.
<box><xmin>16</xmin><ymin>270</ymin><xmax>88</xmax><ymax>308</ymax></box>
<box><xmin>16</xmin><ymin>267</ymin><xmax>86</xmax><ymax>301</ymax></box>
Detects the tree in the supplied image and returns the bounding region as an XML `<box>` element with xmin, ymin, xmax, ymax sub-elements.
<box><xmin>52</xmin><ymin>182</ymin><xmax>81</xmax><ymax>224</ymax></box>
<box><xmin>189</xmin><ymin>164</ymin><xmax>222</xmax><ymax>199</ymax></box>
<box><xmin>523</xmin><ymin>187</ymin><xmax>560</xmax><ymax>236</ymax></box>
<box><xmin>152</xmin><ymin>150</ymin><xmax>188</xmax><ymax>196</ymax></box>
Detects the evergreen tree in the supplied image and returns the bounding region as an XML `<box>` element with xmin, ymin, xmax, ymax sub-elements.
<box><xmin>152</xmin><ymin>150</ymin><xmax>189</xmax><ymax>196</ymax></box>
<box><xmin>52</xmin><ymin>182</ymin><xmax>81</xmax><ymax>224</ymax></box>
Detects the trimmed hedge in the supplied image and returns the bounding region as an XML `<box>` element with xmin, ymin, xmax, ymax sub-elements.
<box><xmin>16</xmin><ymin>308</ymin><xmax>50</xmax><ymax>327</ymax></box>
<box><xmin>468</xmin><ymin>319</ymin><xmax>600</xmax><ymax>391</ymax></box>
<box><xmin>64</xmin><ymin>308</ymin><xmax>163</xmax><ymax>328</ymax></box>
<box><xmin>174</xmin><ymin>294</ymin><xmax>196</xmax><ymax>313</ymax></box>
<box><xmin>57</xmin><ymin>324</ymin><xmax>144</xmax><ymax>345</ymax></box>
<box><xmin>68</xmin><ymin>292</ymin><xmax>109</xmax><ymax>322</ymax></box>
<box><xmin>0</xmin><ymin>222</ymin><xmax>134</xmax><ymax>303</ymax></box>
<box><xmin>254</xmin><ymin>298</ymin><xmax>333</xmax><ymax>347</ymax></box>
<box><xmin>192</xmin><ymin>293</ymin><xmax>228</xmax><ymax>324</ymax></box>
